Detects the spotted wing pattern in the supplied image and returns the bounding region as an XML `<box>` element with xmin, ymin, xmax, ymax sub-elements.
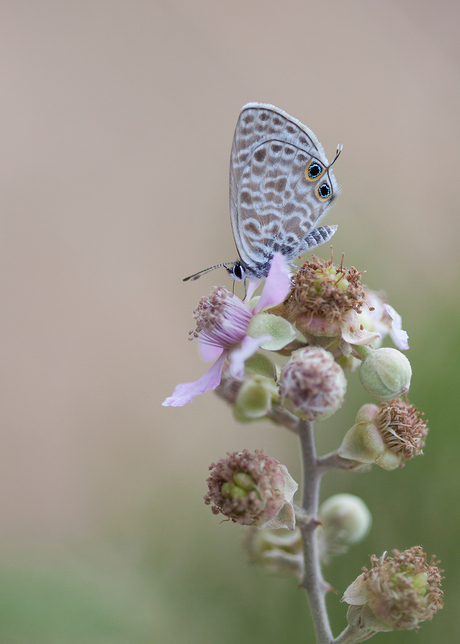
<box><xmin>229</xmin><ymin>103</ymin><xmax>339</xmax><ymax>278</ymax></box>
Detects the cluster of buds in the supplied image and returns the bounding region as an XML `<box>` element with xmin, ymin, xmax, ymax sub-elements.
<box><xmin>164</xmin><ymin>249</ymin><xmax>443</xmax><ymax>639</ymax></box>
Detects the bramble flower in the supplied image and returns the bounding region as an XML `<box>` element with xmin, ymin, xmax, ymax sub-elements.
<box><xmin>244</xmin><ymin>527</ymin><xmax>304</xmax><ymax>579</ymax></box>
<box><xmin>338</xmin><ymin>399</ymin><xmax>428</xmax><ymax>469</ymax></box>
<box><xmin>162</xmin><ymin>253</ymin><xmax>294</xmax><ymax>407</ymax></box>
<box><xmin>280</xmin><ymin>346</ymin><xmax>347</xmax><ymax>421</ymax></box>
<box><xmin>318</xmin><ymin>494</ymin><xmax>372</xmax><ymax>562</ymax></box>
<box><xmin>342</xmin><ymin>547</ymin><xmax>443</xmax><ymax>632</ymax></box>
<box><xmin>269</xmin><ymin>255</ymin><xmax>380</xmax><ymax>355</ymax></box>
<box><xmin>204</xmin><ymin>449</ymin><xmax>298</xmax><ymax>529</ymax></box>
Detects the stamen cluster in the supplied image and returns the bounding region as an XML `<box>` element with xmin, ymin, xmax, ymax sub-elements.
<box><xmin>344</xmin><ymin>546</ymin><xmax>443</xmax><ymax>631</ymax></box>
<box><xmin>283</xmin><ymin>255</ymin><xmax>366</xmax><ymax>323</ymax></box>
<box><xmin>189</xmin><ymin>285</ymin><xmax>252</xmax><ymax>348</ymax></box>
<box><xmin>376</xmin><ymin>399</ymin><xmax>428</xmax><ymax>461</ymax></box>
<box><xmin>204</xmin><ymin>449</ymin><xmax>297</xmax><ymax>528</ymax></box>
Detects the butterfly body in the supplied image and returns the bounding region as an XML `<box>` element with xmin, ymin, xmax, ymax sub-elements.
<box><xmin>184</xmin><ymin>103</ymin><xmax>340</xmax><ymax>283</ymax></box>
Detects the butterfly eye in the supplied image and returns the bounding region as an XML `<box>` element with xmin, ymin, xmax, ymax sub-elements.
<box><xmin>232</xmin><ymin>262</ymin><xmax>245</xmax><ymax>281</ymax></box>
<box><xmin>317</xmin><ymin>182</ymin><xmax>332</xmax><ymax>201</ymax></box>
<box><xmin>305</xmin><ymin>162</ymin><xmax>324</xmax><ymax>181</ymax></box>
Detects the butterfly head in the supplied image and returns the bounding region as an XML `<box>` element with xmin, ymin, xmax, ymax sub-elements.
<box><xmin>226</xmin><ymin>261</ymin><xmax>246</xmax><ymax>281</ymax></box>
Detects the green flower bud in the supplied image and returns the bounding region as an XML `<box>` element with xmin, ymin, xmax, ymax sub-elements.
<box><xmin>318</xmin><ymin>494</ymin><xmax>371</xmax><ymax>561</ymax></box>
<box><xmin>359</xmin><ymin>347</ymin><xmax>411</xmax><ymax>401</ymax></box>
<box><xmin>234</xmin><ymin>376</ymin><xmax>278</xmax><ymax>419</ymax></box>
<box><xmin>245</xmin><ymin>527</ymin><xmax>304</xmax><ymax>579</ymax></box>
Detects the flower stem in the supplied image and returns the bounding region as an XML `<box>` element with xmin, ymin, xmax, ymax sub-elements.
<box><xmin>298</xmin><ymin>419</ymin><xmax>334</xmax><ymax>644</ymax></box>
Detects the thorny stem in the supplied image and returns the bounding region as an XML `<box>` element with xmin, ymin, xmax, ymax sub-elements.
<box><xmin>298</xmin><ymin>419</ymin><xmax>334</xmax><ymax>644</ymax></box>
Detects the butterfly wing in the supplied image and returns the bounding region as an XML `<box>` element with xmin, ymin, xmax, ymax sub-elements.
<box><xmin>229</xmin><ymin>103</ymin><xmax>339</xmax><ymax>276</ymax></box>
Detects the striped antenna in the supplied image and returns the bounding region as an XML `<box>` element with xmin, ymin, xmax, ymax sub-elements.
<box><xmin>183</xmin><ymin>263</ymin><xmax>234</xmax><ymax>282</ymax></box>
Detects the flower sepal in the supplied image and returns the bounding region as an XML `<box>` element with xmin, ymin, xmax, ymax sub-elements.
<box><xmin>247</xmin><ymin>312</ymin><xmax>297</xmax><ymax>351</ymax></box>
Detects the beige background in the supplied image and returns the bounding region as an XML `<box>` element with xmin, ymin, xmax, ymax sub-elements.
<box><xmin>0</xmin><ymin>0</ymin><xmax>458</xmax><ymax>560</ymax></box>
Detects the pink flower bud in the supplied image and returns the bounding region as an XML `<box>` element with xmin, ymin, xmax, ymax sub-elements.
<box><xmin>279</xmin><ymin>347</ymin><xmax>347</xmax><ymax>421</ymax></box>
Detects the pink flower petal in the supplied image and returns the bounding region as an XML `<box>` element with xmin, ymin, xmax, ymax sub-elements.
<box><xmin>162</xmin><ymin>350</ymin><xmax>227</xmax><ymax>407</ymax></box>
<box><xmin>384</xmin><ymin>304</ymin><xmax>409</xmax><ymax>350</ymax></box>
<box><xmin>228</xmin><ymin>334</ymin><xmax>272</xmax><ymax>378</ymax></box>
<box><xmin>244</xmin><ymin>279</ymin><xmax>262</xmax><ymax>303</ymax></box>
<box><xmin>199</xmin><ymin>341</ymin><xmax>223</xmax><ymax>362</ymax></box>
<box><xmin>252</xmin><ymin>253</ymin><xmax>292</xmax><ymax>315</ymax></box>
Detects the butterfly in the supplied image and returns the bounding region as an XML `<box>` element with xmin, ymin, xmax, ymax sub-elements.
<box><xmin>184</xmin><ymin>102</ymin><xmax>341</xmax><ymax>283</ymax></box>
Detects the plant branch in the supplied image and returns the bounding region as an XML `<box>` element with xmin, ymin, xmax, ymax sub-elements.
<box><xmin>317</xmin><ymin>450</ymin><xmax>367</xmax><ymax>473</ymax></box>
<box><xmin>268</xmin><ymin>405</ymin><xmax>301</xmax><ymax>434</ymax></box>
<box><xmin>298</xmin><ymin>419</ymin><xmax>334</xmax><ymax>644</ymax></box>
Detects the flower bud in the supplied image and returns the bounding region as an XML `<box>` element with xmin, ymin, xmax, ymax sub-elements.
<box><xmin>245</xmin><ymin>527</ymin><xmax>304</xmax><ymax>579</ymax></box>
<box><xmin>359</xmin><ymin>347</ymin><xmax>411</xmax><ymax>401</ymax></box>
<box><xmin>318</xmin><ymin>494</ymin><xmax>371</xmax><ymax>562</ymax></box>
<box><xmin>279</xmin><ymin>346</ymin><xmax>347</xmax><ymax>421</ymax></box>
<box><xmin>342</xmin><ymin>547</ymin><xmax>443</xmax><ymax>632</ymax></box>
<box><xmin>338</xmin><ymin>400</ymin><xmax>428</xmax><ymax>470</ymax></box>
<box><xmin>234</xmin><ymin>376</ymin><xmax>278</xmax><ymax>420</ymax></box>
<box><xmin>204</xmin><ymin>450</ymin><xmax>298</xmax><ymax>529</ymax></box>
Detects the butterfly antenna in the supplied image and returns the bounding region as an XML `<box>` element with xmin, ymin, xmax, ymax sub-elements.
<box><xmin>328</xmin><ymin>144</ymin><xmax>343</xmax><ymax>169</ymax></box>
<box><xmin>183</xmin><ymin>263</ymin><xmax>233</xmax><ymax>282</ymax></box>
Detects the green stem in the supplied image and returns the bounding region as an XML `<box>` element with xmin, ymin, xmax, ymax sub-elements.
<box><xmin>353</xmin><ymin>344</ymin><xmax>373</xmax><ymax>360</ymax></box>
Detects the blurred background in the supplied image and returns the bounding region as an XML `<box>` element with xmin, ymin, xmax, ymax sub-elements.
<box><xmin>0</xmin><ymin>1</ymin><xmax>459</xmax><ymax>642</ymax></box>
